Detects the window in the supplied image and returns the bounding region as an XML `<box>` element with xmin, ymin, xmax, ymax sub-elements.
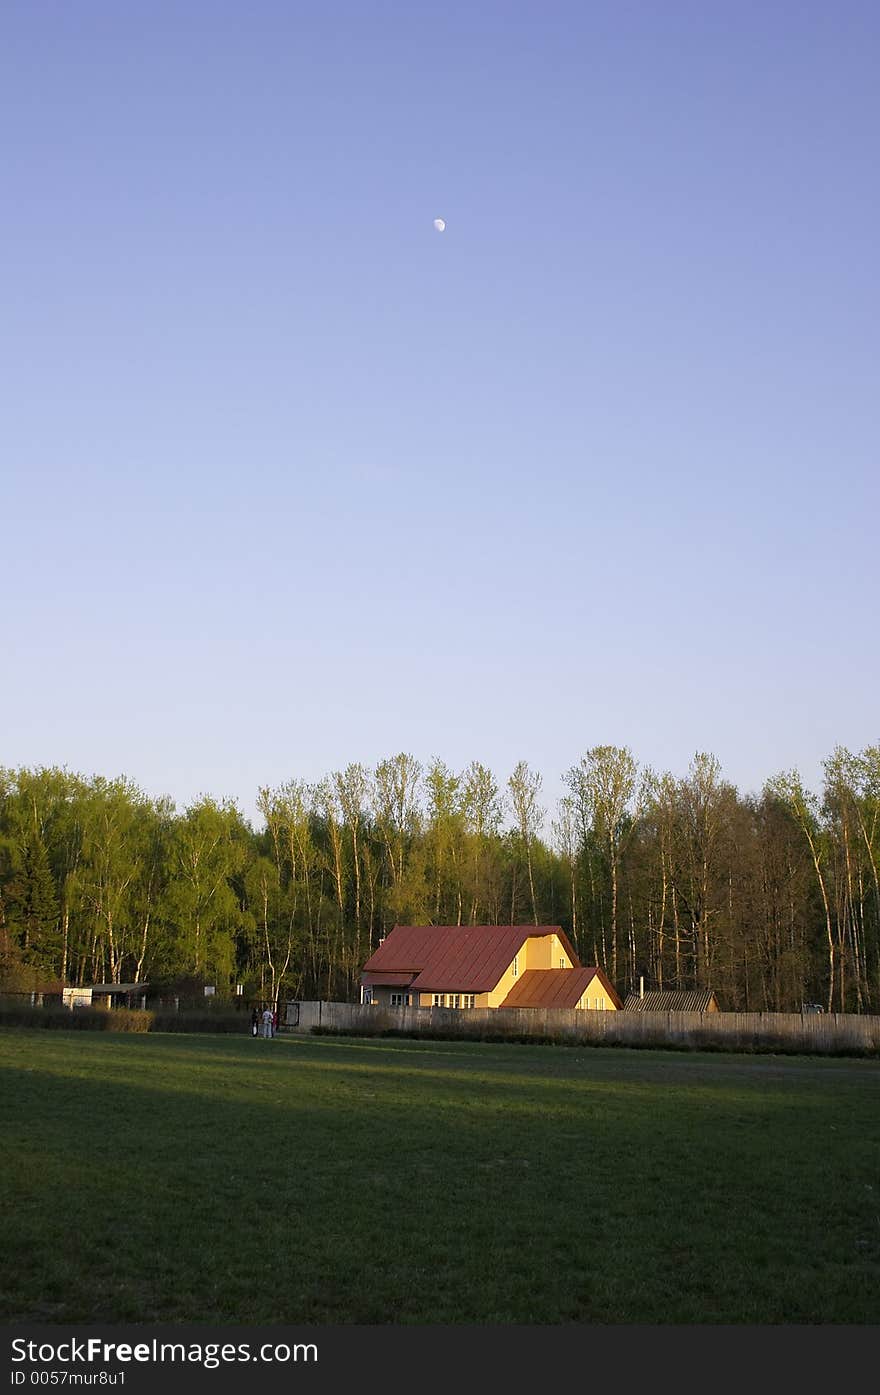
<box><xmin>462</xmin><ymin>994</ymin><xmax>475</xmax><ymax>1009</ymax></box>
<box><xmin>432</xmin><ymin>993</ymin><xmax>443</xmax><ymax>1007</ymax></box>
<box><xmin>390</xmin><ymin>992</ymin><xmax>412</xmax><ymax>1008</ymax></box>
<box><xmin>450</xmin><ymin>994</ymin><xmax>461</xmax><ymax>1009</ymax></box>
<box><xmin>512</xmin><ymin>955</ymin><xmax>519</xmax><ymax>978</ymax></box>
<box><xmin>559</xmin><ymin>958</ymin><xmax>566</xmax><ymax>969</ymax></box>
<box><xmin>362</xmin><ymin>987</ymin><xmax>373</xmax><ymax>1005</ymax></box>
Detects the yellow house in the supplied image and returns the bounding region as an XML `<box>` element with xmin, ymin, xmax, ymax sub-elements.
<box><xmin>360</xmin><ymin>925</ymin><xmax>622</xmax><ymax>1012</ymax></box>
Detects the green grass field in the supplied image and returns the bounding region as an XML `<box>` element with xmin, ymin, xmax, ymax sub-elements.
<box><xmin>2</xmin><ymin>1028</ymin><xmax>879</xmax><ymax>1324</ymax></box>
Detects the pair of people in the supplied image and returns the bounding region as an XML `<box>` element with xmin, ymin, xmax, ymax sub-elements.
<box><xmin>251</xmin><ymin>1004</ymin><xmax>277</xmax><ymax>1037</ymax></box>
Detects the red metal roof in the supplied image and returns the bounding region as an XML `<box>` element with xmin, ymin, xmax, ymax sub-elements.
<box><xmin>499</xmin><ymin>968</ymin><xmax>597</xmax><ymax>1009</ymax></box>
<box><xmin>361</xmin><ymin>925</ymin><xmax>580</xmax><ymax>993</ymax></box>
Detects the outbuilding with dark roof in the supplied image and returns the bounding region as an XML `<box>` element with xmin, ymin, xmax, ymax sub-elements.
<box><xmin>623</xmin><ymin>989</ymin><xmax>721</xmax><ymax>1013</ymax></box>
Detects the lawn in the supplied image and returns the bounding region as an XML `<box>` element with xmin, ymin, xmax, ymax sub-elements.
<box><xmin>2</xmin><ymin>1028</ymin><xmax>879</xmax><ymax>1324</ymax></box>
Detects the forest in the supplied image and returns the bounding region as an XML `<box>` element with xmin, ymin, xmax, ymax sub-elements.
<box><xmin>1</xmin><ymin>745</ymin><xmax>878</xmax><ymax>1013</ymax></box>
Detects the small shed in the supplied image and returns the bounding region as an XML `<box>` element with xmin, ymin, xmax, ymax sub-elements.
<box><xmin>623</xmin><ymin>989</ymin><xmax>721</xmax><ymax>1013</ymax></box>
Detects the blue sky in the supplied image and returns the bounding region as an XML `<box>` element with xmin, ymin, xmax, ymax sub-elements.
<box><xmin>3</xmin><ymin>0</ymin><xmax>878</xmax><ymax>827</ymax></box>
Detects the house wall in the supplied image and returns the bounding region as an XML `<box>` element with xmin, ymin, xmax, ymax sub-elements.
<box><xmin>370</xmin><ymin>976</ymin><xmax>618</xmax><ymax>1010</ymax></box>
<box><xmin>486</xmin><ymin>955</ymin><xmax>521</xmax><ymax>1007</ymax></box>
<box><xmin>524</xmin><ymin>933</ymin><xmax>573</xmax><ymax>971</ymax></box>
<box><xmin>416</xmin><ymin>991</ymin><xmax>485</xmax><ymax>1009</ymax></box>
<box><xmin>575</xmin><ymin>982</ymin><xmax>617</xmax><ymax>1011</ymax></box>
<box><xmin>487</xmin><ymin>936</ymin><xmax>578</xmax><ymax>1005</ymax></box>
<box><xmin>368</xmin><ymin>986</ymin><xmax>415</xmax><ymax>1008</ymax></box>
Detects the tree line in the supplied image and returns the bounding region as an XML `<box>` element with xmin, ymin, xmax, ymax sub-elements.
<box><xmin>1</xmin><ymin>745</ymin><xmax>878</xmax><ymax>1012</ymax></box>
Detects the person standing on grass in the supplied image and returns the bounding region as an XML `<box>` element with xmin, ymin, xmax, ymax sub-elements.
<box><xmin>251</xmin><ymin>1005</ymin><xmax>259</xmax><ymax>1037</ymax></box>
<box><xmin>261</xmin><ymin>1004</ymin><xmax>274</xmax><ymax>1038</ymax></box>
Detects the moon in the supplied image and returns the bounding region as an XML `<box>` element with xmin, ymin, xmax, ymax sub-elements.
<box><xmin>433</xmin><ymin>218</ymin><xmax>446</xmax><ymax>232</ymax></box>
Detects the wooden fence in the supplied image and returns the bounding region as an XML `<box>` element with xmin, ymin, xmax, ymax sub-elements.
<box><xmin>284</xmin><ymin>1000</ymin><xmax>880</xmax><ymax>1054</ymax></box>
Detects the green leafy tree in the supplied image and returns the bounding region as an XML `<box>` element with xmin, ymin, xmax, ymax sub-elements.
<box><xmin>424</xmin><ymin>759</ymin><xmax>464</xmax><ymax>923</ymax></box>
<box><xmin>507</xmin><ymin>760</ymin><xmax>545</xmax><ymax>926</ymax></box>
<box><xmin>165</xmin><ymin>798</ymin><xmax>245</xmax><ymax>983</ymax></box>
<box><xmin>461</xmin><ymin>761</ymin><xmax>502</xmax><ymax>925</ymax></box>
<box><xmin>766</xmin><ymin>770</ymin><xmax>836</xmax><ymax>1011</ymax></box>
<box><xmin>563</xmin><ymin>746</ymin><xmax>647</xmax><ymax>980</ymax></box>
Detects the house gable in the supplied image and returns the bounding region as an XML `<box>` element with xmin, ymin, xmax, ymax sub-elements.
<box><xmin>500</xmin><ymin>966</ymin><xmax>622</xmax><ymax>1010</ymax></box>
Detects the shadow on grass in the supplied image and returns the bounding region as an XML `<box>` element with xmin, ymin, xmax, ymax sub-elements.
<box><xmin>3</xmin><ymin>1031</ymin><xmax>879</xmax><ymax>1325</ymax></box>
